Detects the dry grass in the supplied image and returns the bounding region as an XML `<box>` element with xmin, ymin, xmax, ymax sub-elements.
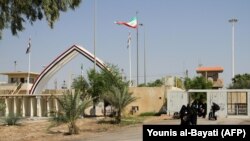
<box><xmin>0</xmin><ymin>115</ymin><xmax>171</xmax><ymax>141</ymax></box>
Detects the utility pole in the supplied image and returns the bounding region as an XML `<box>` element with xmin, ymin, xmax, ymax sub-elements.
<box><xmin>229</xmin><ymin>18</ymin><xmax>238</xmax><ymax>79</ymax></box>
<box><xmin>143</xmin><ymin>25</ymin><xmax>146</xmax><ymax>85</ymax></box>
<box><xmin>93</xmin><ymin>0</ymin><xmax>96</xmax><ymax>71</ymax></box>
<box><xmin>136</xmin><ymin>11</ymin><xmax>139</xmax><ymax>86</ymax></box>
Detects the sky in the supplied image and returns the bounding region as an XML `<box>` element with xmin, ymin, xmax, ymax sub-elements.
<box><xmin>1</xmin><ymin>0</ymin><xmax>250</xmax><ymax>89</ymax></box>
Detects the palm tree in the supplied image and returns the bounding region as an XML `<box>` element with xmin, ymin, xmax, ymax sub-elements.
<box><xmin>52</xmin><ymin>91</ymin><xmax>92</xmax><ymax>135</ymax></box>
<box><xmin>99</xmin><ymin>64</ymin><xmax>129</xmax><ymax>117</ymax></box>
<box><xmin>104</xmin><ymin>86</ymin><xmax>137</xmax><ymax>123</ymax></box>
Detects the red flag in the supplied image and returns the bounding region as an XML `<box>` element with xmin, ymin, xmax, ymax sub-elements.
<box><xmin>115</xmin><ymin>17</ymin><xmax>138</xmax><ymax>28</ymax></box>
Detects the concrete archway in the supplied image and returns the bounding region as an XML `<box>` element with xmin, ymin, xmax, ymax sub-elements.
<box><xmin>30</xmin><ymin>45</ymin><xmax>107</xmax><ymax>94</ymax></box>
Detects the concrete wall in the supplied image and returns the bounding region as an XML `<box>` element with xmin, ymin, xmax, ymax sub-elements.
<box><xmin>167</xmin><ymin>90</ymin><xmax>187</xmax><ymax>115</ymax></box>
<box><xmin>187</xmin><ymin>90</ymin><xmax>250</xmax><ymax>118</ymax></box>
<box><xmin>207</xmin><ymin>91</ymin><xmax>227</xmax><ymax>118</ymax></box>
<box><xmin>1</xmin><ymin>89</ymin><xmax>249</xmax><ymax>118</ymax></box>
<box><xmin>124</xmin><ymin>87</ymin><xmax>166</xmax><ymax>115</ymax></box>
<box><xmin>0</xmin><ymin>95</ymin><xmax>59</xmax><ymax>117</ymax></box>
<box><xmin>248</xmin><ymin>91</ymin><xmax>250</xmax><ymax>116</ymax></box>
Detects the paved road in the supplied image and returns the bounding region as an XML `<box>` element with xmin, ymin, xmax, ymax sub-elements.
<box><xmin>71</xmin><ymin>117</ymin><xmax>250</xmax><ymax>141</ymax></box>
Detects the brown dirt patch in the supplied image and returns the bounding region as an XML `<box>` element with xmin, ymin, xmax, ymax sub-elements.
<box><xmin>0</xmin><ymin>115</ymin><xmax>171</xmax><ymax>141</ymax></box>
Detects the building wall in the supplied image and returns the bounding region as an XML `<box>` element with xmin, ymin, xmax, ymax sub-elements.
<box><xmin>7</xmin><ymin>74</ymin><xmax>37</xmax><ymax>84</ymax></box>
<box><xmin>1</xmin><ymin>89</ymin><xmax>249</xmax><ymax>118</ymax></box>
<box><xmin>228</xmin><ymin>92</ymin><xmax>247</xmax><ymax>104</ymax></box>
<box><xmin>207</xmin><ymin>91</ymin><xmax>227</xmax><ymax>117</ymax></box>
<box><xmin>124</xmin><ymin>87</ymin><xmax>166</xmax><ymax>115</ymax></box>
<box><xmin>167</xmin><ymin>90</ymin><xmax>187</xmax><ymax>115</ymax></box>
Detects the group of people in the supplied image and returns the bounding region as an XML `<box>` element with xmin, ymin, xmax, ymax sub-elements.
<box><xmin>179</xmin><ymin>100</ymin><xmax>208</xmax><ymax>125</ymax></box>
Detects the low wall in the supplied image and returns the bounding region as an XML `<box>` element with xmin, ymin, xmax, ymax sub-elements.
<box><xmin>124</xmin><ymin>87</ymin><xmax>166</xmax><ymax>115</ymax></box>
<box><xmin>167</xmin><ymin>90</ymin><xmax>187</xmax><ymax>115</ymax></box>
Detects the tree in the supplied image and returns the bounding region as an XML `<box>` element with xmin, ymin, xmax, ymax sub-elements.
<box><xmin>228</xmin><ymin>73</ymin><xmax>250</xmax><ymax>89</ymax></box>
<box><xmin>51</xmin><ymin>91</ymin><xmax>92</xmax><ymax>135</ymax></box>
<box><xmin>184</xmin><ymin>76</ymin><xmax>213</xmax><ymax>102</ymax></box>
<box><xmin>100</xmin><ymin>64</ymin><xmax>128</xmax><ymax>91</ymax></box>
<box><xmin>184</xmin><ymin>76</ymin><xmax>213</xmax><ymax>90</ymax></box>
<box><xmin>87</xmin><ymin>69</ymin><xmax>105</xmax><ymax>115</ymax></box>
<box><xmin>87</xmin><ymin>64</ymin><xmax>128</xmax><ymax>116</ymax></box>
<box><xmin>148</xmin><ymin>79</ymin><xmax>164</xmax><ymax>87</ymax></box>
<box><xmin>0</xmin><ymin>0</ymin><xmax>81</xmax><ymax>39</ymax></box>
<box><xmin>175</xmin><ymin>77</ymin><xmax>184</xmax><ymax>89</ymax></box>
<box><xmin>138</xmin><ymin>79</ymin><xmax>164</xmax><ymax>87</ymax></box>
<box><xmin>72</xmin><ymin>63</ymin><xmax>131</xmax><ymax>118</ymax></box>
<box><xmin>71</xmin><ymin>75</ymin><xmax>89</xmax><ymax>99</ymax></box>
<box><xmin>184</xmin><ymin>77</ymin><xmax>192</xmax><ymax>90</ymax></box>
<box><xmin>104</xmin><ymin>86</ymin><xmax>137</xmax><ymax>123</ymax></box>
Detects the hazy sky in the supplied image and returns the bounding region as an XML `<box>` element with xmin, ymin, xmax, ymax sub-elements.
<box><xmin>1</xmin><ymin>0</ymin><xmax>250</xmax><ymax>88</ymax></box>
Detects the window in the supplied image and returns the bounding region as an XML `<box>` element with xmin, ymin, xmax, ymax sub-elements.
<box><xmin>20</xmin><ymin>78</ymin><xmax>25</xmax><ymax>83</ymax></box>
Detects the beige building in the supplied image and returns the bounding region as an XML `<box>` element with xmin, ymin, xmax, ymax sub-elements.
<box><xmin>0</xmin><ymin>71</ymin><xmax>39</xmax><ymax>95</ymax></box>
<box><xmin>0</xmin><ymin>71</ymin><xmax>61</xmax><ymax>117</ymax></box>
<box><xmin>2</xmin><ymin>71</ymin><xmax>248</xmax><ymax>118</ymax></box>
<box><xmin>0</xmin><ymin>71</ymin><xmax>172</xmax><ymax>117</ymax></box>
<box><xmin>196</xmin><ymin>66</ymin><xmax>224</xmax><ymax>89</ymax></box>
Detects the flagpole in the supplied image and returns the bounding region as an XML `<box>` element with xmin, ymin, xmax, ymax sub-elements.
<box><xmin>115</xmin><ymin>15</ymin><xmax>138</xmax><ymax>86</ymax></box>
<box><xmin>129</xmin><ymin>40</ymin><xmax>132</xmax><ymax>87</ymax></box>
<box><xmin>143</xmin><ymin>25</ymin><xmax>146</xmax><ymax>85</ymax></box>
<box><xmin>93</xmin><ymin>0</ymin><xmax>96</xmax><ymax>72</ymax></box>
<box><xmin>28</xmin><ymin>51</ymin><xmax>30</xmax><ymax>84</ymax></box>
<box><xmin>136</xmin><ymin>11</ymin><xmax>139</xmax><ymax>86</ymax></box>
<box><xmin>128</xmin><ymin>33</ymin><xmax>132</xmax><ymax>87</ymax></box>
<box><xmin>229</xmin><ymin>18</ymin><xmax>238</xmax><ymax>79</ymax></box>
<box><xmin>27</xmin><ymin>37</ymin><xmax>31</xmax><ymax>95</ymax></box>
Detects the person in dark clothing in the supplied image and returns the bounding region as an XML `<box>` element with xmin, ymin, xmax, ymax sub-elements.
<box><xmin>197</xmin><ymin>101</ymin><xmax>207</xmax><ymax>118</ymax></box>
<box><xmin>209</xmin><ymin>102</ymin><xmax>220</xmax><ymax>120</ymax></box>
<box><xmin>179</xmin><ymin>105</ymin><xmax>190</xmax><ymax>125</ymax></box>
<box><xmin>190</xmin><ymin>100</ymin><xmax>198</xmax><ymax>125</ymax></box>
<box><xmin>212</xmin><ymin>102</ymin><xmax>220</xmax><ymax>119</ymax></box>
<box><xmin>202</xmin><ymin>102</ymin><xmax>207</xmax><ymax>118</ymax></box>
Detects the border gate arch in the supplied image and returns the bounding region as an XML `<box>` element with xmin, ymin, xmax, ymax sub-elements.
<box><xmin>30</xmin><ymin>45</ymin><xmax>107</xmax><ymax>94</ymax></box>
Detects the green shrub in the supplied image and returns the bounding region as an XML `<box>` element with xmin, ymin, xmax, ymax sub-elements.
<box><xmin>139</xmin><ymin>112</ymin><xmax>157</xmax><ymax>116</ymax></box>
<box><xmin>0</xmin><ymin>101</ymin><xmax>6</xmax><ymax>112</ymax></box>
<box><xmin>4</xmin><ymin>114</ymin><xmax>21</xmax><ymax>125</ymax></box>
<box><xmin>120</xmin><ymin>116</ymin><xmax>144</xmax><ymax>125</ymax></box>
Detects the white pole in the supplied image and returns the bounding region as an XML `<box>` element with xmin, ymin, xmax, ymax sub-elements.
<box><xmin>28</xmin><ymin>52</ymin><xmax>30</xmax><ymax>84</ymax></box>
<box><xmin>27</xmin><ymin>37</ymin><xmax>31</xmax><ymax>95</ymax></box>
<box><xmin>144</xmin><ymin>26</ymin><xmax>146</xmax><ymax>85</ymax></box>
<box><xmin>232</xmin><ymin>23</ymin><xmax>234</xmax><ymax>79</ymax></box>
<box><xmin>127</xmin><ymin>32</ymin><xmax>132</xmax><ymax>87</ymax></box>
<box><xmin>93</xmin><ymin>0</ymin><xmax>96</xmax><ymax>71</ymax></box>
<box><xmin>136</xmin><ymin>11</ymin><xmax>139</xmax><ymax>86</ymax></box>
<box><xmin>229</xmin><ymin>18</ymin><xmax>238</xmax><ymax>79</ymax></box>
<box><xmin>129</xmin><ymin>38</ymin><xmax>132</xmax><ymax>87</ymax></box>
<box><xmin>26</xmin><ymin>50</ymin><xmax>30</xmax><ymax>94</ymax></box>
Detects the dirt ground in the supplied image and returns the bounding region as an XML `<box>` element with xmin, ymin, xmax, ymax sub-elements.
<box><xmin>0</xmin><ymin>115</ymin><xmax>170</xmax><ymax>141</ymax></box>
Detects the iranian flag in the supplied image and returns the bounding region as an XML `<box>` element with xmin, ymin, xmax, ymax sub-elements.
<box><xmin>115</xmin><ymin>17</ymin><xmax>137</xmax><ymax>28</ymax></box>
